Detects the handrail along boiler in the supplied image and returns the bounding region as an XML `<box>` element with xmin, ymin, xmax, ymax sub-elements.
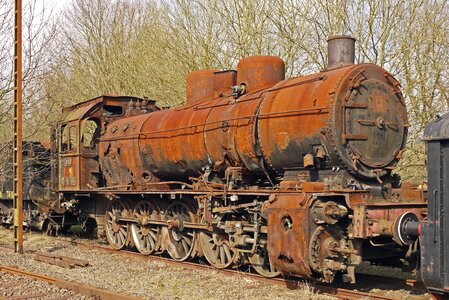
<box><xmin>52</xmin><ymin>36</ymin><xmax>427</xmax><ymax>283</ymax></box>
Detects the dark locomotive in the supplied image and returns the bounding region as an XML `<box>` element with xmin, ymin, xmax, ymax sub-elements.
<box><xmin>1</xmin><ymin>36</ymin><xmax>437</xmax><ymax>289</ymax></box>
<box><xmin>0</xmin><ymin>141</ymin><xmax>52</xmax><ymax>229</ymax></box>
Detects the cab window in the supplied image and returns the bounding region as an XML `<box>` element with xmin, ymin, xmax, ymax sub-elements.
<box><xmin>60</xmin><ymin>124</ymin><xmax>68</xmax><ymax>152</ymax></box>
<box><xmin>69</xmin><ymin>126</ymin><xmax>77</xmax><ymax>151</ymax></box>
<box><xmin>82</xmin><ymin>119</ymin><xmax>100</xmax><ymax>148</ymax></box>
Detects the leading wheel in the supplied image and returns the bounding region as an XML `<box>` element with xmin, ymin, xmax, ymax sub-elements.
<box><xmin>199</xmin><ymin>230</ymin><xmax>237</xmax><ymax>269</ymax></box>
<box><xmin>105</xmin><ymin>199</ymin><xmax>130</xmax><ymax>250</ymax></box>
<box><xmin>164</xmin><ymin>201</ymin><xmax>196</xmax><ymax>261</ymax></box>
<box><xmin>131</xmin><ymin>200</ymin><xmax>161</xmax><ymax>255</ymax></box>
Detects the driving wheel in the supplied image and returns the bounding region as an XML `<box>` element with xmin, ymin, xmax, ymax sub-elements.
<box><xmin>200</xmin><ymin>230</ymin><xmax>237</xmax><ymax>268</ymax></box>
<box><xmin>164</xmin><ymin>201</ymin><xmax>197</xmax><ymax>261</ymax></box>
<box><xmin>131</xmin><ymin>200</ymin><xmax>161</xmax><ymax>255</ymax></box>
<box><xmin>105</xmin><ymin>199</ymin><xmax>130</xmax><ymax>250</ymax></box>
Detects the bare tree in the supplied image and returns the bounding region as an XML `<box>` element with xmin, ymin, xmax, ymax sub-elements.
<box><xmin>39</xmin><ymin>0</ymin><xmax>448</xmax><ymax>183</ymax></box>
<box><xmin>0</xmin><ymin>0</ymin><xmax>57</xmax><ymax>190</ymax></box>
<box><xmin>0</xmin><ymin>0</ymin><xmax>58</xmax><ymax>139</ymax></box>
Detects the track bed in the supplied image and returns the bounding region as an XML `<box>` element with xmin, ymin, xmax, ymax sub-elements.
<box><xmin>0</xmin><ymin>227</ymin><xmax>430</xmax><ymax>300</ymax></box>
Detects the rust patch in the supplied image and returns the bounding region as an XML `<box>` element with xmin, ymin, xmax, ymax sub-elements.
<box><xmin>275</xmin><ymin>132</ymin><xmax>289</xmax><ymax>150</ymax></box>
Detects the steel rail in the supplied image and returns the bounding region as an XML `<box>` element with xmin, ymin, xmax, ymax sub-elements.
<box><xmin>0</xmin><ymin>264</ymin><xmax>141</xmax><ymax>300</ymax></box>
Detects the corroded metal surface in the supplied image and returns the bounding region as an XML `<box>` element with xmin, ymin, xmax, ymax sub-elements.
<box><xmin>186</xmin><ymin>69</ymin><xmax>236</xmax><ymax>105</ymax></box>
<box><xmin>264</xmin><ymin>193</ymin><xmax>312</xmax><ymax>278</ymax></box>
<box><xmin>97</xmin><ymin>62</ymin><xmax>407</xmax><ymax>184</ymax></box>
<box><xmin>421</xmin><ymin>113</ymin><xmax>449</xmax><ymax>298</ymax></box>
<box><xmin>186</xmin><ymin>70</ymin><xmax>218</xmax><ymax>106</ymax></box>
<box><xmin>236</xmin><ymin>56</ymin><xmax>285</xmax><ymax>93</ymax></box>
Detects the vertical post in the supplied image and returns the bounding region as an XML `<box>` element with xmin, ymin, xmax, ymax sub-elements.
<box><xmin>13</xmin><ymin>0</ymin><xmax>23</xmax><ymax>254</ymax></box>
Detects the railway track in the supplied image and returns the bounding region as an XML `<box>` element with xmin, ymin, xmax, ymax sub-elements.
<box><xmin>0</xmin><ymin>263</ymin><xmax>141</xmax><ymax>300</ymax></box>
<box><xmin>69</xmin><ymin>240</ymin><xmax>418</xmax><ymax>300</ymax></box>
<box><xmin>0</xmin><ymin>236</ymin><xmax>426</xmax><ymax>300</ymax></box>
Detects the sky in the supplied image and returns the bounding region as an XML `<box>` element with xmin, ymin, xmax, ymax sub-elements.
<box><xmin>35</xmin><ymin>0</ymin><xmax>70</xmax><ymax>13</ymax></box>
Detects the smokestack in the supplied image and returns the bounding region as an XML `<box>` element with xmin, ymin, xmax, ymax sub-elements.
<box><xmin>327</xmin><ymin>35</ymin><xmax>355</xmax><ymax>69</ymax></box>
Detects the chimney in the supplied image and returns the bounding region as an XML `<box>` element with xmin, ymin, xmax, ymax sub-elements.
<box><xmin>327</xmin><ymin>35</ymin><xmax>355</xmax><ymax>69</ymax></box>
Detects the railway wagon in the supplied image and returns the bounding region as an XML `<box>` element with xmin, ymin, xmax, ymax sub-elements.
<box><xmin>421</xmin><ymin>113</ymin><xmax>449</xmax><ymax>299</ymax></box>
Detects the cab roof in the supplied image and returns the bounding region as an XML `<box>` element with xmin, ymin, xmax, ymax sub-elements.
<box><xmin>61</xmin><ymin>94</ymin><xmax>152</xmax><ymax>122</ymax></box>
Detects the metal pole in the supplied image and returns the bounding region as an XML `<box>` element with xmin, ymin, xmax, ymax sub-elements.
<box><xmin>13</xmin><ymin>0</ymin><xmax>23</xmax><ymax>254</ymax></box>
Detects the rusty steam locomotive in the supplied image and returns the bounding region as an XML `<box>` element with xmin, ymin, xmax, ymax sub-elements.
<box><xmin>1</xmin><ymin>36</ymin><xmax>432</xmax><ymax>286</ymax></box>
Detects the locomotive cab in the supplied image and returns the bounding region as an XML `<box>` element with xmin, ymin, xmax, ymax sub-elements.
<box><xmin>59</xmin><ymin>115</ymin><xmax>103</xmax><ymax>191</ymax></box>
<box><xmin>57</xmin><ymin>95</ymin><xmax>157</xmax><ymax>192</ymax></box>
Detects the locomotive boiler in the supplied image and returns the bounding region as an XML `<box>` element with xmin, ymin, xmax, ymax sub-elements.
<box><xmin>51</xmin><ymin>35</ymin><xmax>426</xmax><ymax>283</ymax></box>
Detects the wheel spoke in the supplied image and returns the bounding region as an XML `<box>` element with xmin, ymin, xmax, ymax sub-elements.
<box><xmin>182</xmin><ymin>234</ymin><xmax>192</xmax><ymax>246</ymax></box>
<box><xmin>200</xmin><ymin>231</ymin><xmax>236</xmax><ymax>268</ymax></box>
<box><xmin>223</xmin><ymin>245</ymin><xmax>232</xmax><ymax>262</ymax></box>
<box><xmin>181</xmin><ymin>239</ymin><xmax>189</xmax><ymax>254</ymax></box>
<box><xmin>219</xmin><ymin>247</ymin><xmax>225</xmax><ymax>264</ymax></box>
<box><xmin>145</xmin><ymin>236</ymin><xmax>151</xmax><ymax>249</ymax></box>
<box><xmin>149</xmin><ymin>230</ymin><xmax>157</xmax><ymax>240</ymax></box>
<box><xmin>148</xmin><ymin>236</ymin><xmax>155</xmax><ymax>249</ymax></box>
<box><xmin>119</xmin><ymin>227</ymin><xmax>127</xmax><ymax>236</ymax></box>
<box><xmin>117</xmin><ymin>233</ymin><xmax>123</xmax><ymax>246</ymax></box>
<box><xmin>105</xmin><ymin>200</ymin><xmax>130</xmax><ymax>250</ymax></box>
<box><xmin>214</xmin><ymin>247</ymin><xmax>220</xmax><ymax>260</ymax></box>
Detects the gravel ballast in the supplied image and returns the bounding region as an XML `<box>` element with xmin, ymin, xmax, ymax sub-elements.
<box><xmin>0</xmin><ymin>228</ymin><xmax>333</xmax><ymax>300</ymax></box>
<box><xmin>0</xmin><ymin>227</ymin><xmax>429</xmax><ymax>300</ymax></box>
